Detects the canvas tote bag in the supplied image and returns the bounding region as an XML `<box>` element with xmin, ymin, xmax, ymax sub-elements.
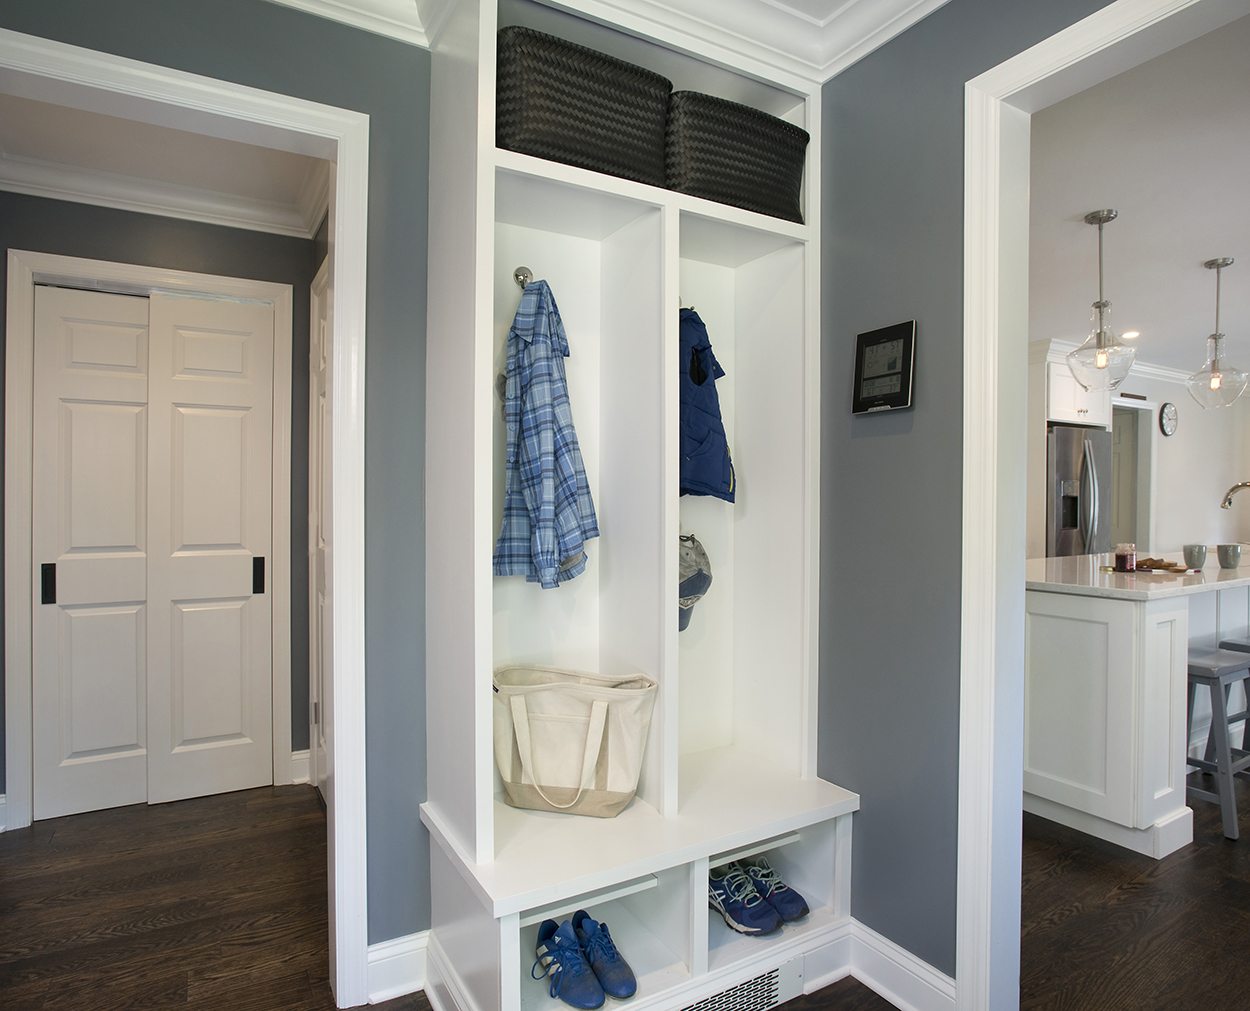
<box><xmin>493</xmin><ymin>666</ymin><xmax>658</xmax><ymax>818</ymax></box>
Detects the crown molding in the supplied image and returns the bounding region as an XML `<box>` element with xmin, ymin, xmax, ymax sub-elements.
<box><xmin>266</xmin><ymin>0</ymin><xmax>429</xmax><ymax>46</ymax></box>
<box><xmin>265</xmin><ymin>0</ymin><xmax>951</xmax><ymax>84</ymax></box>
<box><xmin>1032</xmin><ymin>339</ymin><xmax>1191</xmax><ymax>386</ymax></box>
<box><xmin>0</xmin><ymin>152</ymin><xmax>318</xmax><ymax>239</ymax></box>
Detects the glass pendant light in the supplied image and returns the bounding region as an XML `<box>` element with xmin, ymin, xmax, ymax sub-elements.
<box><xmin>1187</xmin><ymin>257</ymin><xmax>1248</xmax><ymax>409</ymax></box>
<box><xmin>1067</xmin><ymin>209</ymin><xmax>1137</xmax><ymax>391</ymax></box>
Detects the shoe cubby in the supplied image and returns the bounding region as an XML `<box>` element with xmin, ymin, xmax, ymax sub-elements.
<box><xmin>706</xmin><ymin>822</ymin><xmax>847</xmax><ymax>974</ymax></box>
<box><xmin>424</xmin><ymin>1</ymin><xmax>856</xmax><ymax>1007</ymax></box>
<box><xmin>513</xmin><ymin>868</ymin><xmax>694</xmax><ymax>1010</ymax></box>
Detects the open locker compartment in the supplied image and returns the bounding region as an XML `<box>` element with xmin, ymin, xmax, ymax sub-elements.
<box><xmin>513</xmin><ymin>866</ymin><xmax>695</xmax><ymax>1010</ymax></box>
<box><xmin>491</xmin><ymin>165</ymin><xmax>669</xmax><ymax>854</ymax></box>
<box><xmin>675</xmin><ymin>210</ymin><xmax>811</xmax><ymax>803</ymax></box>
<box><xmin>705</xmin><ymin>819</ymin><xmax>847</xmax><ymax>974</ymax></box>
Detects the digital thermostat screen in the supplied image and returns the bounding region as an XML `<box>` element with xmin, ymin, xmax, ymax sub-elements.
<box><xmin>852</xmin><ymin>321</ymin><xmax>916</xmax><ymax>414</ymax></box>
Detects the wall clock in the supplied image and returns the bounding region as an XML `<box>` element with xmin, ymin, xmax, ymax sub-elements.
<box><xmin>1159</xmin><ymin>402</ymin><xmax>1178</xmax><ymax>437</ymax></box>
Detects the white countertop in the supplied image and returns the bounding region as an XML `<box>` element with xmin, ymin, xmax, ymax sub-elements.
<box><xmin>1026</xmin><ymin>552</ymin><xmax>1250</xmax><ymax>600</ymax></box>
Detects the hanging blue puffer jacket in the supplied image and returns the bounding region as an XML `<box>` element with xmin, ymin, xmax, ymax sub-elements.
<box><xmin>679</xmin><ymin>308</ymin><xmax>735</xmax><ymax>502</ymax></box>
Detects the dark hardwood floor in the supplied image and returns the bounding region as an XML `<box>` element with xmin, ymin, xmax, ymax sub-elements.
<box><xmin>1021</xmin><ymin>774</ymin><xmax>1250</xmax><ymax>1009</ymax></box>
<box><xmin>0</xmin><ymin>786</ymin><xmax>885</xmax><ymax>1009</ymax></box>
<box><xmin>19</xmin><ymin>776</ymin><xmax>1249</xmax><ymax>1010</ymax></box>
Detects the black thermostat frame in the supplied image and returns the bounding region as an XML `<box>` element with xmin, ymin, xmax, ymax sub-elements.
<box><xmin>852</xmin><ymin>320</ymin><xmax>916</xmax><ymax>415</ymax></box>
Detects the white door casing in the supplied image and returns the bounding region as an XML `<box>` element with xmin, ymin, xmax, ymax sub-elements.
<box><xmin>31</xmin><ymin>286</ymin><xmax>152</xmax><ymax>820</ymax></box>
<box><xmin>2</xmin><ymin>29</ymin><xmax>368</xmax><ymax>1004</ymax></box>
<box><xmin>146</xmin><ymin>293</ymin><xmax>275</xmax><ymax>804</ymax></box>
<box><xmin>308</xmin><ymin>257</ymin><xmax>331</xmax><ymax>801</ymax></box>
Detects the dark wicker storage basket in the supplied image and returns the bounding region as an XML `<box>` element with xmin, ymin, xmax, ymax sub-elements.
<box><xmin>666</xmin><ymin>92</ymin><xmax>810</xmax><ymax>223</ymax></box>
<box><xmin>496</xmin><ymin>27</ymin><xmax>672</xmax><ymax>187</ymax></box>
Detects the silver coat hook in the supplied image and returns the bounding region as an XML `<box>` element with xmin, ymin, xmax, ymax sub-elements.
<box><xmin>514</xmin><ymin>266</ymin><xmax>533</xmax><ymax>289</ymax></box>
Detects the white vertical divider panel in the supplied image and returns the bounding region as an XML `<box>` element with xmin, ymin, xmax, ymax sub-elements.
<box><xmin>661</xmin><ymin>204</ymin><xmax>683</xmax><ymax>816</ymax></box>
<box><xmin>425</xmin><ymin>0</ymin><xmax>494</xmax><ymax>864</ymax></box>
<box><xmin>800</xmin><ymin>87</ymin><xmax>822</xmax><ymax>780</ymax></box>
<box><xmin>732</xmin><ymin>244</ymin><xmax>806</xmax><ymax>776</ymax></box>
<box><xmin>599</xmin><ymin>209</ymin><xmax>667</xmax><ymax>811</ymax></box>
<box><xmin>688</xmin><ymin>857</ymin><xmax>711</xmax><ymax>977</ymax></box>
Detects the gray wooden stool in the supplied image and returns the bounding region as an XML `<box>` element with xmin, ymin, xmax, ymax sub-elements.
<box><xmin>1217</xmin><ymin>636</ymin><xmax>1250</xmax><ymax>749</ymax></box>
<box><xmin>1188</xmin><ymin>646</ymin><xmax>1250</xmax><ymax>840</ymax></box>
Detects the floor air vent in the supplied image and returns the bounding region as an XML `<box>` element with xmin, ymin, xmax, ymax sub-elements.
<box><xmin>681</xmin><ymin>968</ymin><xmax>779</xmax><ymax>1011</ymax></box>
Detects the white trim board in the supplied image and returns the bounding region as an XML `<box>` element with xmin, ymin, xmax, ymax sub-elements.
<box><xmin>960</xmin><ymin>0</ymin><xmax>1249</xmax><ymax>1008</ymax></box>
<box><xmin>0</xmin><ymin>151</ymin><xmax>329</xmax><ymax>239</ymax></box>
<box><xmin>4</xmin><ymin>249</ymin><xmax>297</xmax><ymax>821</ymax></box>
<box><xmin>0</xmin><ymin>29</ymin><xmax>371</xmax><ymax>1007</ymax></box>
<box><xmin>367</xmin><ymin>930</ymin><xmax>430</xmax><ymax>1004</ymax></box>
<box><xmin>0</xmin><ymin>794</ymin><xmax>6</xmax><ymax>832</ymax></box>
<box><xmin>290</xmin><ymin>749</ymin><xmax>311</xmax><ymax>785</ymax></box>
<box><xmin>413</xmin><ymin>918</ymin><xmax>952</xmax><ymax>1011</ymax></box>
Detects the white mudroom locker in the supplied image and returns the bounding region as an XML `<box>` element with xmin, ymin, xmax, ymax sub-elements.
<box><xmin>30</xmin><ymin>283</ymin><xmax>276</xmax><ymax>820</ymax></box>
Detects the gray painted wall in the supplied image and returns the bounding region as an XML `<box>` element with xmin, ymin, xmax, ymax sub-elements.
<box><xmin>0</xmin><ymin>189</ymin><xmax>316</xmax><ymax>790</ymax></box>
<box><xmin>0</xmin><ymin>0</ymin><xmax>432</xmax><ymax>942</ymax></box>
<box><xmin>819</xmin><ymin>0</ymin><xmax>1111</xmax><ymax>976</ymax></box>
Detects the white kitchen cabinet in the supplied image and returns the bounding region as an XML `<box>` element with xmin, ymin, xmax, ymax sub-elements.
<box><xmin>422</xmin><ymin>2</ymin><xmax>856</xmax><ymax>1008</ymax></box>
<box><xmin>1047</xmin><ymin>361</ymin><xmax>1111</xmax><ymax>427</ymax></box>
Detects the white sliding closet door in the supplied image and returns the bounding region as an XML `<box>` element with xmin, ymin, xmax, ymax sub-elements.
<box><xmin>32</xmin><ymin>287</ymin><xmax>152</xmax><ymax>820</ymax></box>
<box><xmin>146</xmin><ymin>293</ymin><xmax>275</xmax><ymax>804</ymax></box>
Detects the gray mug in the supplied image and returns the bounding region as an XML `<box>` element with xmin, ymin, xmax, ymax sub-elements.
<box><xmin>1184</xmin><ymin>544</ymin><xmax>1208</xmax><ymax>568</ymax></box>
<box><xmin>1218</xmin><ymin>543</ymin><xmax>1242</xmax><ymax>569</ymax></box>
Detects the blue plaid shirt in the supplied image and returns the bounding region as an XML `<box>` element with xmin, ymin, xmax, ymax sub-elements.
<box><xmin>493</xmin><ymin>281</ymin><xmax>599</xmax><ymax>589</ymax></box>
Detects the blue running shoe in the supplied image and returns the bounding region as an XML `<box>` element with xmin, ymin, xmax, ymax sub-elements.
<box><xmin>572</xmin><ymin>909</ymin><xmax>637</xmax><ymax>1000</ymax></box>
<box><xmin>708</xmin><ymin>863</ymin><xmax>782</xmax><ymax>935</ymax></box>
<box><xmin>533</xmin><ymin>919</ymin><xmax>605</xmax><ymax>1009</ymax></box>
<box><xmin>742</xmin><ymin>856</ymin><xmax>810</xmax><ymax>922</ymax></box>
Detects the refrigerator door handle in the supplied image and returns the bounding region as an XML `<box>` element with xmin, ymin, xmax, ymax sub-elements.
<box><xmin>1079</xmin><ymin>439</ymin><xmax>1095</xmax><ymax>551</ymax></box>
<box><xmin>1088</xmin><ymin>440</ymin><xmax>1101</xmax><ymax>549</ymax></box>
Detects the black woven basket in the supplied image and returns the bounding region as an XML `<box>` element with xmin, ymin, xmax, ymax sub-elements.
<box><xmin>666</xmin><ymin>92</ymin><xmax>810</xmax><ymax>223</ymax></box>
<box><xmin>496</xmin><ymin>27</ymin><xmax>672</xmax><ymax>187</ymax></box>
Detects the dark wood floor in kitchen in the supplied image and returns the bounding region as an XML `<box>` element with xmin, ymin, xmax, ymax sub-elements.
<box><xmin>5</xmin><ymin>779</ymin><xmax>1250</xmax><ymax>1010</ymax></box>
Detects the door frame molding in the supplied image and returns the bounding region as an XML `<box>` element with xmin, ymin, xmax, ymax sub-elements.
<box><xmin>959</xmin><ymin>0</ymin><xmax>1241</xmax><ymax>1005</ymax></box>
<box><xmin>0</xmin><ymin>29</ymin><xmax>371</xmax><ymax>1007</ymax></box>
<box><xmin>6</xmin><ymin>248</ymin><xmax>295</xmax><ymax>813</ymax></box>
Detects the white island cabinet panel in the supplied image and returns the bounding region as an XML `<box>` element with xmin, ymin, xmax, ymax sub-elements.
<box><xmin>1025</xmin><ymin>592</ymin><xmax>1134</xmax><ymax>827</ymax></box>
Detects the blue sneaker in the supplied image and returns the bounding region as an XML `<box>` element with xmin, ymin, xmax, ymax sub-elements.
<box><xmin>572</xmin><ymin>909</ymin><xmax>637</xmax><ymax>1000</ymax></box>
<box><xmin>533</xmin><ymin>919</ymin><xmax>605</xmax><ymax>1009</ymax></box>
<box><xmin>708</xmin><ymin>863</ymin><xmax>782</xmax><ymax>935</ymax></box>
<box><xmin>742</xmin><ymin>856</ymin><xmax>810</xmax><ymax>922</ymax></box>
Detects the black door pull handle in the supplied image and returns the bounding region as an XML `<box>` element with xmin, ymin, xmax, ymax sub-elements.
<box><xmin>253</xmin><ymin>557</ymin><xmax>265</xmax><ymax>594</ymax></box>
<box><xmin>41</xmin><ymin>563</ymin><xmax>56</xmax><ymax>605</ymax></box>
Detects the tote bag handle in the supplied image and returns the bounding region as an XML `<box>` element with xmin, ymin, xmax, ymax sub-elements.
<box><xmin>510</xmin><ymin>695</ymin><xmax>608</xmax><ymax>810</ymax></box>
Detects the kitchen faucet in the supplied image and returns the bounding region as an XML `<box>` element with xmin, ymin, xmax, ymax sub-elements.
<box><xmin>1221</xmin><ymin>482</ymin><xmax>1250</xmax><ymax>509</ymax></box>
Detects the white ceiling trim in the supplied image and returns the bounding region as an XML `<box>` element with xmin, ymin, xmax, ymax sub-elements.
<box><xmin>267</xmin><ymin>0</ymin><xmax>430</xmax><ymax>47</ymax></box>
<box><xmin>1044</xmin><ymin>339</ymin><xmax>1192</xmax><ymax>386</ymax></box>
<box><xmin>0</xmin><ymin>152</ymin><xmax>324</xmax><ymax>239</ymax></box>
<box><xmin>266</xmin><ymin>0</ymin><xmax>951</xmax><ymax>84</ymax></box>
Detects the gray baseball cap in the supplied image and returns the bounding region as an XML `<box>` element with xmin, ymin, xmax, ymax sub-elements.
<box><xmin>678</xmin><ymin>534</ymin><xmax>712</xmax><ymax>631</ymax></box>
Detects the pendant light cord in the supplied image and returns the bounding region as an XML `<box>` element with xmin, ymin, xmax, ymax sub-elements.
<box><xmin>1215</xmin><ymin>263</ymin><xmax>1222</xmax><ymax>336</ymax></box>
<box><xmin>1096</xmin><ymin>221</ymin><xmax>1106</xmax><ymax>340</ymax></box>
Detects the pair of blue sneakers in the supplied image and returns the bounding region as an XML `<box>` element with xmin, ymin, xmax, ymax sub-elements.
<box><xmin>532</xmin><ymin>910</ymin><xmax>637</xmax><ymax>1009</ymax></box>
<box><xmin>708</xmin><ymin>857</ymin><xmax>810</xmax><ymax>935</ymax></box>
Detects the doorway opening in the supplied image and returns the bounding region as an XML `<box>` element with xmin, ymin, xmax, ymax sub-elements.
<box><xmin>0</xmin><ymin>28</ymin><xmax>370</xmax><ymax>1004</ymax></box>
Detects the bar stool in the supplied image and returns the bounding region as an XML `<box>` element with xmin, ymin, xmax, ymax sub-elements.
<box><xmin>1187</xmin><ymin>646</ymin><xmax>1250</xmax><ymax>840</ymax></box>
<box><xmin>1217</xmin><ymin>636</ymin><xmax>1250</xmax><ymax>749</ymax></box>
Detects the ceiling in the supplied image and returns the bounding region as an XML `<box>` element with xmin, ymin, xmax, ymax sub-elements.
<box><xmin>265</xmin><ymin>0</ymin><xmax>950</xmax><ymax>82</ymax></box>
<box><xmin>1029</xmin><ymin>14</ymin><xmax>1250</xmax><ymax>373</ymax></box>
<box><xmin>0</xmin><ymin>92</ymin><xmax>329</xmax><ymax>237</ymax></box>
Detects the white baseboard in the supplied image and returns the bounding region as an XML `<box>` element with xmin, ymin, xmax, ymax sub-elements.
<box><xmin>0</xmin><ymin>794</ymin><xmax>6</xmax><ymax>832</ymax></box>
<box><xmin>417</xmin><ymin>916</ymin><xmax>951</xmax><ymax>1011</ymax></box>
<box><xmin>367</xmin><ymin>929</ymin><xmax>429</xmax><ymax>1004</ymax></box>
<box><xmin>849</xmin><ymin>920</ymin><xmax>957</xmax><ymax>1011</ymax></box>
<box><xmin>289</xmin><ymin>749</ymin><xmax>310</xmax><ymax>785</ymax></box>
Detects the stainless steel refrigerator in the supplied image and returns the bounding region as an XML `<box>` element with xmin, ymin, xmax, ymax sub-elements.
<box><xmin>1046</xmin><ymin>424</ymin><xmax>1112</xmax><ymax>557</ymax></box>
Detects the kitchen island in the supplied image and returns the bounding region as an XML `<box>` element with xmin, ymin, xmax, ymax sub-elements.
<box><xmin>1025</xmin><ymin>553</ymin><xmax>1250</xmax><ymax>857</ymax></box>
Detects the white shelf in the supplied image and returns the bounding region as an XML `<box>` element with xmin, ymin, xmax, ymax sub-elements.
<box><xmin>420</xmin><ymin>746</ymin><xmax>858</xmax><ymax>917</ymax></box>
<box><xmin>711</xmin><ymin>832</ymin><xmax>803</xmax><ymax>869</ymax></box>
<box><xmin>493</xmin><ymin>148</ymin><xmax>811</xmax><ymax>246</ymax></box>
<box><xmin>519</xmin><ymin>874</ymin><xmax>658</xmax><ymax>928</ymax></box>
<box><xmin>518</xmin><ymin>899</ymin><xmax>690</xmax><ymax>1011</ymax></box>
<box><xmin>707</xmin><ymin>903</ymin><xmax>846</xmax><ymax>974</ymax></box>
